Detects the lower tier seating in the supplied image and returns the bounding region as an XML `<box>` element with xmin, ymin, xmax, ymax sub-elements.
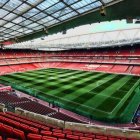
<box><xmin>38</xmin><ymin>62</ymin><xmax>140</xmax><ymax>76</ymax></box>
<box><xmin>95</xmin><ymin>65</ymin><xmax>113</xmax><ymax>72</ymax></box>
<box><xmin>0</xmin><ymin>111</ymin><xmax>138</xmax><ymax>140</ymax></box>
<box><xmin>0</xmin><ymin>62</ymin><xmax>140</xmax><ymax>77</ymax></box>
<box><xmin>0</xmin><ymin>92</ymin><xmax>82</xmax><ymax>123</ymax></box>
<box><xmin>108</xmin><ymin>65</ymin><xmax>129</xmax><ymax>73</ymax></box>
<box><xmin>131</xmin><ymin>66</ymin><xmax>140</xmax><ymax>75</ymax></box>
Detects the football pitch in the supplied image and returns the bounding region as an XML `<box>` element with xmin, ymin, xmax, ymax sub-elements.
<box><xmin>0</xmin><ymin>68</ymin><xmax>140</xmax><ymax>123</ymax></box>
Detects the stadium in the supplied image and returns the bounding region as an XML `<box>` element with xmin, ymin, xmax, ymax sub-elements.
<box><xmin>0</xmin><ymin>0</ymin><xmax>140</xmax><ymax>140</ymax></box>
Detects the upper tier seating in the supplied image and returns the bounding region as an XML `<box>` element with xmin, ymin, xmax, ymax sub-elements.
<box><xmin>132</xmin><ymin>48</ymin><xmax>140</xmax><ymax>56</ymax></box>
<box><xmin>0</xmin><ymin>50</ymin><xmax>47</xmax><ymax>59</ymax></box>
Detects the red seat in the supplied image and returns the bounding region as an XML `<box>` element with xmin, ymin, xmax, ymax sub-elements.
<box><xmin>66</xmin><ymin>134</ymin><xmax>79</xmax><ymax>140</ymax></box>
<box><xmin>73</xmin><ymin>132</ymin><xmax>83</xmax><ymax>136</ymax></box>
<box><xmin>2</xmin><ymin>124</ymin><xmax>13</xmax><ymax>137</ymax></box>
<box><xmin>63</xmin><ymin>130</ymin><xmax>72</xmax><ymax>135</ymax></box>
<box><xmin>18</xmin><ymin>123</ymin><xmax>30</xmax><ymax>133</ymax></box>
<box><xmin>0</xmin><ymin>136</ymin><xmax>2</xmax><ymax>140</ymax></box>
<box><xmin>0</xmin><ymin>116</ymin><xmax>5</xmax><ymax>122</ymax></box>
<box><xmin>13</xmin><ymin>128</ymin><xmax>26</xmax><ymax>140</ymax></box>
<box><xmin>27</xmin><ymin>133</ymin><xmax>42</xmax><ymax>140</ymax></box>
<box><xmin>40</xmin><ymin>130</ymin><xmax>52</xmax><ymax>136</ymax></box>
<box><xmin>4</xmin><ymin>119</ymin><xmax>20</xmax><ymax>128</ymax></box>
<box><xmin>108</xmin><ymin>138</ymin><xmax>121</xmax><ymax>140</ymax></box>
<box><xmin>79</xmin><ymin>136</ymin><xmax>92</xmax><ymax>140</ymax></box>
<box><xmin>84</xmin><ymin>133</ymin><xmax>95</xmax><ymax>138</ymax></box>
<box><xmin>39</xmin><ymin>125</ymin><xmax>50</xmax><ymax>131</ymax></box>
<box><xmin>96</xmin><ymin>135</ymin><xmax>108</xmax><ymax>140</ymax></box>
<box><xmin>52</xmin><ymin>132</ymin><xmax>65</xmax><ymax>138</ymax></box>
<box><xmin>0</xmin><ymin>123</ymin><xmax>3</xmax><ymax>134</ymax></box>
<box><xmin>42</xmin><ymin>136</ymin><xmax>57</xmax><ymax>140</ymax></box>
<box><xmin>52</xmin><ymin>129</ymin><xmax>62</xmax><ymax>133</ymax></box>
<box><xmin>28</xmin><ymin>126</ymin><xmax>39</xmax><ymax>134</ymax></box>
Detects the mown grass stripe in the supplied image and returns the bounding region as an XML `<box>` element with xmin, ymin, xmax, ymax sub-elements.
<box><xmin>77</xmin><ymin>76</ymin><xmax>132</xmax><ymax>112</ymax></box>
<box><xmin>96</xmin><ymin>77</ymin><xmax>139</xmax><ymax>112</ymax></box>
<box><xmin>0</xmin><ymin>68</ymin><xmax>139</xmax><ymax>123</ymax></box>
<box><xmin>65</xmin><ymin>75</ymin><xmax>123</xmax><ymax>109</ymax></box>
<box><xmin>111</xmin><ymin>77</ymin><xmax>139</xmax><ymax>98</ymax></box>
<box><xmin>12</xmin><ymin>68</ymin><xmax>86</xmax><ymax>81</ymax></box>
<box><xmin>27</xmin><ymin>72</ymin><xmax>102</xmax><ymax>95</ymax></box>
<box><xmin>53</xmin><ymin>73</ymin><xmax>109</xmax><ymax>98</ymax></box>
<box><xmin>90</xmin><ymin>75</ymin><xmax>124</xmax><ymax>93</ymax></box>
<box><xmin>35</xmin><ymin>70</ymin><xmax>99</xmax><ymax>86</ymax></box>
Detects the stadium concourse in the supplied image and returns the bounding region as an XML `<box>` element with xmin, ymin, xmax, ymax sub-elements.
<box><xmin>0</xmin><ymin>0</ymin><xmax>140</xmax><ymax>139</ymax></box>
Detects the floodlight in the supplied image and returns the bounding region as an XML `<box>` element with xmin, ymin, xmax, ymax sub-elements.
<box><xmin>44</xmin><ymin>28</ymin><xmax>49</xmax><ymax>34</ymax></box>
<box><xmin>100</xmin><ymin>6</ymin><xmax>106</xmax><ymax>16</ymax></box>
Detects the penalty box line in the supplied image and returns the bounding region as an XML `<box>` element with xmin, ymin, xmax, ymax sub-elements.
<box><xmin>110</xmin><ymin>79</ymin><xmax>140</xmax><ymax>115</ymax></box>
<box><xmin>88</xmin><ymin>91</ymin><xmax>121</xmax><ymax>100</ymax></box>
<box><xmin>87</xmin><ymin>78</ymin><xmax>132</xmax><ymax>115</ymax></box>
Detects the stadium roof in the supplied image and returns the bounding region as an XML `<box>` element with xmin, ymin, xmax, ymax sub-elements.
<box><xmin>5</xmin><ymin>27</ymin><xmax>140</xmax><ymax>51</ymax></box>
<box><xmin>0</xmin><ymin>0</ymin><xmax>140</xmax><ymax>43</ymax></box>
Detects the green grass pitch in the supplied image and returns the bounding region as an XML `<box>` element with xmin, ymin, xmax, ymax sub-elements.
<box><xmin>0</xmin><ymin>68</ymin><xmax>140</xmax><ymax>123</ymax></box>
